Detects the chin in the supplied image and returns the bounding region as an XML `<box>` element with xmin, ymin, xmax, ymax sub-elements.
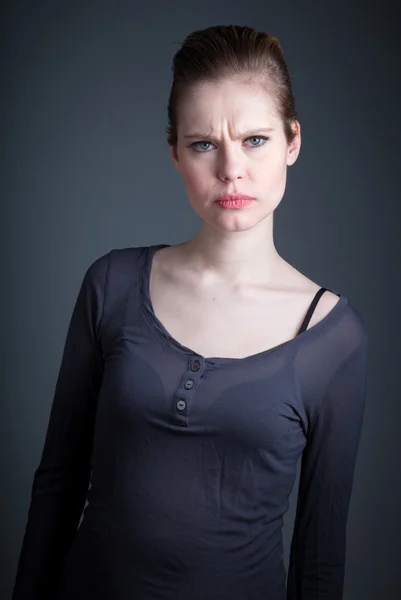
<box><xmin>203</xmin><ymin>210</ymin><xmax>272</xmax><ymax>233</ymax></box>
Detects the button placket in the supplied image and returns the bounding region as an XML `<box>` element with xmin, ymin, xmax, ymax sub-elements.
<box><xmin>172</xmin><ymin>356</ymin><xmax>205</xmax><ymax>425</ymax></box>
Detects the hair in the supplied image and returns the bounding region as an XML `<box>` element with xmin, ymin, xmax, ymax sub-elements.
<box><xmin>166</xmin><ymin>24</ymin><xmax>299</xmax><ymax>152</ymax></box>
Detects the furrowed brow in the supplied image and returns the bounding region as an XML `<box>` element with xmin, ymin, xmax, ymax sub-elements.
<box><xmin>183</xmin><ymin>127</ymin><xmax>275</xmax><ymax>140</ymax></box>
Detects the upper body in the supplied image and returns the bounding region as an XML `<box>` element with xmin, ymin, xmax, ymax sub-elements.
<box><xmin>12</xmin><ymin>243</ymin><xmax>367</xmax><ymax>600</ymax></box>
<box><xmin>12</xmin><ymin>25</ymin><xmax>368</xmax><ymax>600</ymax></box>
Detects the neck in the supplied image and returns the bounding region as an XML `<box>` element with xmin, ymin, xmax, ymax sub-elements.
<box><xmin>176</xmin><ymin>215</ymin><xmax>283</xmax><ymax>286</ymax></box>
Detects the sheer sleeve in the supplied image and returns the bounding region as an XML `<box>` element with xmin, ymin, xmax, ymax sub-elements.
<box><xmin>12</xmin><ymin>252</ymin><xmax>110</xmax><ymax>600</ymax></box>
<box><xmin>286</xmin><ymin>329</ymin><xmax>368</xmax><ymax>599</ymax></box>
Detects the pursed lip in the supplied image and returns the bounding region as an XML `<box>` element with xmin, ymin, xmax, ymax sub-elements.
<box><xmin>215</xmin><ymin>193</ymin><xmax>254</xmax><ymax>202</ymax></box>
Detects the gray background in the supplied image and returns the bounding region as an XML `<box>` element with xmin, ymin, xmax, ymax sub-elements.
<box><xmin>2</xmin><ymin>1</ymin><xmax>400</xmax><ymax>598</ymax></box>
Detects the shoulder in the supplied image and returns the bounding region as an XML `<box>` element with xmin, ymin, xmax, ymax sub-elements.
<box><xmin>277</xmin><ymin>260</ymin><xmax>341</xmax><ymax>328</ymax></box>
<box><xmin>309</xmin><ymin>284</ymin><xmax>367</xmax><ymax>345</ymax></box>
<box><xmin>78</xmin><ymin>245</ymin><xmax>152</xmax><ymax>303</ymax></box>
<box><xmin>86</xmin><ymin>245</ymin><xmax>151</xmax><ymax>278</ymax></box>
<box><xmin>80</xmin><ymin>245</ymin><xmax>155</xmax><ymax>326</ymax></box>
<box><xmin>282</xmin><ymin>261</ymin><xmax>367</xmax><ymax>341</ymax></box>
<box><xmin>312</xmin><ymin>285</ymin><xmax>367</xmax><ymax>363</ymax></box>
<box><xmin>307</xmin><ymin>288</ymin><xmax>342</xmax><ymax>329</ymax></box>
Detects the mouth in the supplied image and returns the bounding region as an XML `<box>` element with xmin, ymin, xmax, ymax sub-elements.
<box><xmin>215</xmin><ymin>194</ymin><xmax>255</xmax><ymax>209</ymax></box>
<box><xmin>215</xmin><ymin>194</ymin><xmax>254</xmax><ymax>202</ymax></box>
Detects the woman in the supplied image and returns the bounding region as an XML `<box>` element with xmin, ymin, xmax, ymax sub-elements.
<box><xmin>12</xmin><ymin>24</ymin><xmax>368</xmax><ymax>600</ymax></box>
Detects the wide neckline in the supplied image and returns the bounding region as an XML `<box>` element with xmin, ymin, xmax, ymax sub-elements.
<box><xmin>139</xmin><ymin>244</ymin><xmax>349</xmax><ymax>367</ymax></box>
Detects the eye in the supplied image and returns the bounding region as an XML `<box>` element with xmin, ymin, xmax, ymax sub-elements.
<box><xmin>189</xmin><ymin>136</ymin><xmax>269</xmax><ymax>153</ymax></box>
<box><xmin>244</xmin><ymin>136</ymin><xmax>269</xmax><ymax>147</ymax></box>
<box><xmin>190</xmin><ymin>141</ymin><xmax>214</xmax><ymax>152</ymax></box>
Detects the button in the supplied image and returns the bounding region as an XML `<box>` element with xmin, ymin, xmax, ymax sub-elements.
<box><xmin>191</xmin><ymin>361</ymin><xmax>201</xmax><ymax>372</ymax></box>
<box><xmin>184</xmin><ymin>380</ymin><xmax>194</xmax><ymax>390</ymax></box>
<box><xmin>176</xmin><ymin>400</ymin><xmax>186</xmax><ymax>411</ymax></box>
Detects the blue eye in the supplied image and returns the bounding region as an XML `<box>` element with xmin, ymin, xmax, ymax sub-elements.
<box><xmin>246</xmin><ymin>136</ymin><xmax>268</xmax><ymax>147</ymax></box>
<box><xmin>192</xmin><ymin>141</ymin><xmax>213</xmax><ymax>152</ymax></box>
<box><xmin>189</xmin><ymin>136</ymin><xmax>269</xmax><ymax>153</ymax></box>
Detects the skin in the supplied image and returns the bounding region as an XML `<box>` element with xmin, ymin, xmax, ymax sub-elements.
<box><xmin>168</xmin><ymin>76</ymin><xmax>302</xmax><ymax>287</ymax></box>
<box><xmin>149</xmin><ymin>75</ymin><xmax>340</xmax><ymax>357</ymax></box>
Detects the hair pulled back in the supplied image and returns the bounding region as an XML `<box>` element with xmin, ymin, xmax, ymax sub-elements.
<box><xmin>166</xmin><ymin>25</ymin><xmax>298</xmax><ymax>150</ymax></box>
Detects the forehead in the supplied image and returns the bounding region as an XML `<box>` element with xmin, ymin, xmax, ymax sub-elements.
<box><xmin>178</xmin><ymin>78</ymin><xmax>280</xmax><ymax>129</ymax></box>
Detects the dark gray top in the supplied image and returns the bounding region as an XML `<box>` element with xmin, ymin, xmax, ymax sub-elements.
<box><xmin>12</xmin><ymin>244</ymin><xmax>368</xmax><ymax>600</ymax></box>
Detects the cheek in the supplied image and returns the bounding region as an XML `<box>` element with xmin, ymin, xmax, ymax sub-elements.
<box><xmin>181</xmin><ymin>162</ymin><xmax>209</xmax><ymax>191</ymax></box>
<box><xmin>259</xmin><ymin>155</ymin><xmax>287</xmax><ymax>187</ymax></box>
<box><xmin>268</xmin><ymin>160</ymin><xmax>287</xmax><ymax>182</ymax></box>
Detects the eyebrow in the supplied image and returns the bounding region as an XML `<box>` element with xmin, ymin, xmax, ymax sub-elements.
<box><xmin>183</xmin><ymin>127</ymin><xmax>275</xmax><ymax>140</ymax></box>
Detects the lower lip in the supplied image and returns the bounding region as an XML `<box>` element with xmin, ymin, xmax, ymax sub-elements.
<box><xmin>215</xmin><ymin>198</ymin><xmax>254</xmax><ymax>209</ymax></box>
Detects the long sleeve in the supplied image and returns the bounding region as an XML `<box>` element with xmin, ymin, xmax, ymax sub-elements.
<box><xmin>12</xmin><ymin>252</ymin><xmax>110</xmax><ymax>600</ymax></box>
<box><xmin>286</xmin><ymin>330</ymin><xmax>368</xmax><ymax>599</ymax></box>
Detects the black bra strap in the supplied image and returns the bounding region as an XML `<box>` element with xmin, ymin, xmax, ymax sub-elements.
<box><xmin>297</xmin><ymin>287</ymin><xmax>340</xmax><ymax>335</ymax></box>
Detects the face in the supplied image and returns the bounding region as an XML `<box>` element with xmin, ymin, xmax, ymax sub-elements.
<box><xmin>170</xmin><ymin>77</ymin><xmax>301</xmax><ymax>233</ymax></box>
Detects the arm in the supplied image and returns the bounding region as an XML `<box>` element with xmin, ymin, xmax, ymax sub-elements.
<box><xmin>286</xmin><ymin>332</ymin><xmax>368</xmax><ymax>599</ymax></box>
<box><xmin>12</xmin><ymin>252</ymin><xmax>110</xmax><ymax>600</ymax></box>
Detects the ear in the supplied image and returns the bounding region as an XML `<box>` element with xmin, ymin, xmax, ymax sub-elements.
<box><xmin>286</xmin><ymin>120</ymin><xmax>301</xmax><ymax>166</ymax></box>
<box><xmin>170</xmin><ymin>144</ymin><xmax>180</xmax><ymax>171</ymax></box>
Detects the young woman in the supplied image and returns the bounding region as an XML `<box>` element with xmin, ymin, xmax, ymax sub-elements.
<box><xmin>12</xmin><ymin>24</ymin><xmax>368</xmax><ymax>600</ymax></box>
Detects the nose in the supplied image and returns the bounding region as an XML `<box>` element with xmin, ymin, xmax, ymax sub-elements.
<box><xmin>216</xmin><ymin>145</ymin><xmax>246</xmax><ymax>182</ymax></box>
